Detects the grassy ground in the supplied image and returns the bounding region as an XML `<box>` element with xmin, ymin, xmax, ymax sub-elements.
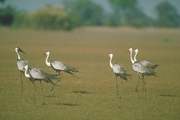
<box><xmin>0</xmin><ymin>27</ymin><xmax>180</xmax><ymax>120</ymax></box>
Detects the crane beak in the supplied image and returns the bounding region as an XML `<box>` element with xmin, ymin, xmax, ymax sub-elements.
<box><xmin>19</xmin><ymin>49</ymin><xmax>26</xmax><ymax>54</ymax></box>
<box><xmin>125</xmin><ymin>50</ymin><xmax>129</xmax><ymax>54</ymax></box>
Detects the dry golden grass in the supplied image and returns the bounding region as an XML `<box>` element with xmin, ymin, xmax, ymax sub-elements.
<box><xmin>0</xmin><ymin>27</ymin><xmax>180</xmax><ymax>120</ymax></box>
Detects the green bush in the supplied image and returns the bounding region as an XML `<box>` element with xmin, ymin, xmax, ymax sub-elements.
<box><xmin>13</xmin><ymin>6</ymin><xmax>79</xmax><ymax>30</ymax></box>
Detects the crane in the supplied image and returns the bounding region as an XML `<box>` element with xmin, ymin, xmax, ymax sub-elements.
<box><xmin>23</xmin><ymin>65</ymin><xmax>60</xmax><ymax>105</ymax></box>
<box><xmin>15</xmin><ymin>47</ymin><xmax>29</xmax><ymax>94</ymax></box>
<box><xmin>44</xmin><ymin>51</ymin><xmax>78</xmax><ymax>85</ymax></box>
<box><xmin>128</xmin><ymin>48</ymin><xmax>157</xmax><ymax>95</ymax></box>
<box><xmin>109</xmin><ymin>53</ymin><xmax>131</xmax><ymax>98</ymax></box>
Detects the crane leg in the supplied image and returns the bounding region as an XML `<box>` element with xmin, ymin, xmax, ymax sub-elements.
<box><xmin>50</xmin><ymin>77</ymin><xmax>61</xmax><ymax>91</ymax></box>
<box><xmin>142</xmin><ymin>74</ymin><xmax>146</xmax><ymax>95</ymax></box>
<box><xmin>135</xmin><ymin>73</ymin><xmax>142</xmax><ymax>92</ymax></box>
<box><xmin>56</xmin><ymin>79</ymin><xmax>61</xmax><ymax>93</ymax></box>
<box><xmin>20</xmin><ymin>72</ymin><xmax>23</xmax><ymax>95</ymax></box>
<box><xmin>40</xmin><ymin>81</ymin><xmax>45</xmax><ymax>105</ymax></box>
<box><xmin>31</xmin><ymin>81</ymin><xmax>36</xmax><ymax>105</ymax></box>
<box><xmin>24</xmin><ymin>77</ymin><xmax>27</xmax><ymax>96</ymax></box>
<box><xmin>115</xmin><ymin>76</ymin><xmax>119</xmax><ymax>98</ymax></box>
<box><xmin>50</xmin><ymin>72</ymin><xmax>61</xmax><ymax>91</ymax></box>
<box><xmin>25</xmin><ymin>77</ymin><xmax>28</xmax><ymax>96</ymax></box>
<box><xmin>58</xmin><ymin>71</ymin><xmax>61</xmax><ymax>75</ymax></box>
<box><xmin>141</xmin><ymin>74</ymin><xmax>143</xmax><ymax>92</ymax></box>
<box><xmin>50</xmin><ymin>80</ymin><xmax>60</xmax><ymax>91</ymax></box>
<box><xmin>120</xmin><ymin>78</ymin><xmax>122</xmax><ymax>99</ymax></box>
<box><xmin>50</xmin><ymin>85</ymin><xmax>55</xmax><ymax>91</ymax></box>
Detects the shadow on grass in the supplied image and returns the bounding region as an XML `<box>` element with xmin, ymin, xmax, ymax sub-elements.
<box><xmin>72</xmin><ymin>90</ymin><xmax>93</xmax><ymax>94</ymax></box>
<box><xmin>159</xmin><ymin>94</ymin><xmax>180</xmax><ymax>97</ymax></box>
<box><xmin>56</xmin><ymin>102</ymin><xmax>78</xmax><ymax>106</ymax></box>
<box><xmin>45</xmin><ymin>95</ymin><xmax>59</xmax><ymax>97</ymax></box>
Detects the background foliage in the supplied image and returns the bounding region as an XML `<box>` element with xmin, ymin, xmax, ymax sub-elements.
<box><xmin>12</xmin><ymin>6</ymin><xmax>78</xmax><ymax>30</ymax></box>
<box><xmin>0</xmin><ymin>0</ymin><xmax>180</xmax><ymax>30</ymax></box>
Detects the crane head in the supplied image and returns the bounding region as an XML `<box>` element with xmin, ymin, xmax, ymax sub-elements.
<box><xmin>134</xmin><ymin>48</ymin><xmax>138</xmax><ymax>54</ymax></box>
<box><xmin>44</xmin><ymin>51</ymin><xmax>50</xmax><ymax>56</ymax></box>
<box><xmin>125</xmin><ymin>48</ymin><xmax>132</xmax><ymax>54</ymax></box>
<box><xmin>109</xmin><ymin>53</ymin><xmax>113</xmax><ymax>58</ymax></box>
<box><xmin>129</xmin><ymin>48</ymin><xmax>133</xmax><ymax>52</ymax></box>
<box><xmin>42</xmin><ymin>51</ymin><xmax>49</xmax><ymax>56</ymax></box>
<box><xmin>15</xmin><ymin>47</ymin><xmax>26</xmax><ymax>54</ymax></box>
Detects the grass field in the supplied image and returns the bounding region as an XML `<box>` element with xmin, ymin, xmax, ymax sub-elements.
<box><xmin>0</xmin><ymin>27</ymin><xmax>180</xmax><ymax>120</ymax></box>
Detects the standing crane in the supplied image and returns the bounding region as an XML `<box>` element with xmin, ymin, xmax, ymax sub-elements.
<box><xmin>15</xmin><ymin>47</ymin><xmax>29</xmax><ymax>94</ymax></box>
<box><xmin>44</xmin><ymin>51</ymin><xmax>78</xmax><ymax>85</ymax></box>
<box><xmin>23</xmin><ymin>65</ymin><xmax>60</xmax><ymax>105</ymax></box>
<box><xmin>109</xmin><ymin>53</ymin><xmax>131</xmax><ymax>98</ymax></box>
<box><xmin>128</xmin><ymin>48</ymin><xmax>157</xmax><ymax>95</ymax></box>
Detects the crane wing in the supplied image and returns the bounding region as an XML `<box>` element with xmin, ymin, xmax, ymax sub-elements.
<box><xmin>50</xmin><ymin>60</ymin><xmax>67</xmax><ymax>71</ymax></box>
<box><xmin>29</xmin><ymin>67</ymin><xmax>58</xmax><ymax>84</ymax></box>
<box><xmin>112</xmin><ymin>63</ymin><xmax>131</xmax><ymax>80</ymax></box>
<box><xmin>112</xmin><ymin>64</ymin><xmax>126</xmax><ymax>74</ymax></box>
<box><xmin>29</xmin><ymin>68</ymin><xmax>45</xmax><ymax>79</ymax></box>
<box><xmin>140</xmin><ymin>60</ymin><xmax>158</xmax><ymax>69</ymax></box>
<box><xmin>133</xmin><ymin>62</ymin><xmax>147</xmax><ymax>73</ymax></box>
<box><xmin>133</xmin><ymin>62</ymin><xmax>157</xmax><ymax>76</ymax></box>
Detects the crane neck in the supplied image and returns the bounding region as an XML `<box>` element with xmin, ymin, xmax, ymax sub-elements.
<box><xmin>16</xmin><ymin>50</ymin><xmax>21</xmax><ymax>60</ymax></box>
<box><xmin>45</xmin><ymin>53</ymin><xmax>51</xmax><ymax>66</ymax></box>
<box><xmin>109</xmin><ymin>56</ymin><xmax>113</xmax><ymax>68</ymax></box>
<box><xmin>24</xmin><ymin>66</ymin><xmax>30</xmax><ymax>78</ymax></box>
<box><xmin>129</xmin><ymin>50</ymin><xmax>135</xmax><ymax>64</ymax></box>
<box><xmin>134</xmin><ymin>51</ymin><xmax>138</xmax><ymax>62</ymax></box>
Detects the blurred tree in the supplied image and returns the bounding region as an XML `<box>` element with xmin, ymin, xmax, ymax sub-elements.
<box><xmin>155</xmin><ymin>1</ymin><xmax>180</xmax><ymax>28</ymax></box>
<box><xmin>0</xmin><ymin>6</ymin><xmax>17</xmax><ymax>25</ymax></box>
<box><xmin>109</xmin><ymin>0</ymin><xmax>137</xmax><ymax>10</ymax></box>
<box><xmin>65</xmin><ymin>0</ymin><xmax>104</xmax><ymax>26</ymax></box>
<box><xmin>109</xmin><ymin>0</ymin><xmax>136</xmax><ymax>23</ymax></box>
<box><xmin>0</xmin><ymin>0</ymin><xmax>5</xmax><ymax>3</ymax></box>
<box><xmin>109</xmin><ymin>0</ymin><xmax>151</xmax><ymax>27</ymax></box>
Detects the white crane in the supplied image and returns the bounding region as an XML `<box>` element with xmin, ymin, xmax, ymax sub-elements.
<box><xmin>134</xmin><ymin>48</ymin><xmax>158</xmax><ymax>69</ymax></box>
<box><xmin>15</xmin><ymin>47</ymin><xmax>29</xmax><ymax>94</ymax></box>
<box><xmin>44</xmin><ymin>51</ymin><xmax>78</xmax><ymax>84</ymax></box>
<box><xmin>128</xmin><ymin>48</ymin><xmax>157</xmax><ymax>95</ymax></box>
<box><xmin>109</xmin><ymin>53</ymin><xmax>131</xmax><ymax>98</ymax></box>
<box><xmin>23</xmin><ymin>65</ymin><xmax>60</xmax><ymax>105</ymax></box>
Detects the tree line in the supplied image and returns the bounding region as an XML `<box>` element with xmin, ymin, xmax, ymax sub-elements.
<box><xmin>0</xmin><ymin>0</ymin><xmax>180</xmax><ymax>30</ymax></box>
